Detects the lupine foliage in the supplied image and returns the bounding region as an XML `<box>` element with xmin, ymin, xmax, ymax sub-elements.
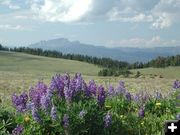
<box><xmin>0</xmin><ymin>74</ymin><xmax>180</xmax><ymax>134</ymax></box>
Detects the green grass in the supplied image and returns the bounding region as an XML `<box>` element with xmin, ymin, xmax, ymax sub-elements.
<box><xmin>131</xmin><ymin>67</ymin><xmax>180</xmax><ymax>79</ymax></box>
<box><xmin>0</xmin><ymin>51</ymin><xmax>101</xmax><ymax>76</ymax></box>
<box><xmin>0</xmin><ymin>51</ymin><xmax>179</xmax><ymax>107</ymax></box>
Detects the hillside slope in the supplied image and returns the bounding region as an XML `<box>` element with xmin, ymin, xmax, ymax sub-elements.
<box><xmin>0</xmin><ymin>51</ymin><xmax>101</xmax><ymax>76</ymax></box>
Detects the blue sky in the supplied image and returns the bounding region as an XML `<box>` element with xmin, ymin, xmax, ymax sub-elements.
<box><xmin>0</xmin><ymin>0</ymin><xmax>180</xmax><ymax>48</ymax></box>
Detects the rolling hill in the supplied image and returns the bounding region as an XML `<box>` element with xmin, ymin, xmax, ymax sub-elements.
<box><xmin>29</xmin><ymin>38</ymin><xmax>180</xmax><ymax>63</ymax></box>
<box><xmin>0</xmin><ymin>51</ymin><xmax>101</xmax><ymax>77</ymax></box>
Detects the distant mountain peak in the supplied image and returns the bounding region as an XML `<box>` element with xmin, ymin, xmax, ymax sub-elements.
<box><xmin>29</xmin><ymin>38</ymin><xmax>180</xmax><ymax>63</ymax></box>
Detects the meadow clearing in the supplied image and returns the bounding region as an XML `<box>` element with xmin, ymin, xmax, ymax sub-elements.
<box><xmin>0</xmin><ymin>51</ymin><xmax>180</xmax><ymax>134</ymax></box>
<box><xmin>0</xmin><ymin>51</ymin><xmax>179</xmax><ymax>106</ymax></box>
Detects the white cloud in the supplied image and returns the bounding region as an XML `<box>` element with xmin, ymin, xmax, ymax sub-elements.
<box><xmin>0</xmin><ymin>0</ymin><xmax>20</xmax><ymax>10</ymax></box>
<box><xmin>28</xmin><ymin>0</ymin><xmax>178</xmax><ymax>29</ymax></box>
<box><xmin>107</xmin><ymin>36</ymin><xmax>180</xmax><ymax>48</ymax></box>
<box><xmin>1</xmin><ymin>0</ymin><xmax>180</xmax><ymax>29</ymax></box>
<box><xmin>151</xmin><ymin>36</ymin><xmax>161</xmax><ymax>42</ymax></box>
<box><xmin>151</xmin><ymin>0</ymin><xmax>180</xmax><ymax>29</ymax></box>
<box><xmin>108</xmin><ymin>12</ymin><xmax>153</xmax><ymax>22</ymax></box>
<box><xmin>106</xmin><ymin>0</ymin><xmax>180</xmax><ymax>29</ymax></box>
<box><xmin>152</xmin><ymin>13</ymin><xmax>171</xmax><ymax>29</ymax></box>
<box><xmin>30</xmin><ymin>0</ymin><xmax>92</xmax><ymax>22</ymax></box>
<box><xmin>0</xmin><ymin>24</ymin><xmax>25</xmax><ymax>30</ymax></box>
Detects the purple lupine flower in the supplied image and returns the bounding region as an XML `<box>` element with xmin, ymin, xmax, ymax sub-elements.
<box><xmin>64</xmin><ymin>77</ymin><xmax>80</xmax><ymax>102</ymax></box>
<box><xmin>176</xmin><ymin>113</ymin><xmax>180</xmax><ymax>120</ymax></box>
<box><xmin>173</xmin><ymin>80</ymin><xmax>180</xmax><ymax>89</ymax></box>
<box><xmin>74</xmin><ymin>73</ymin><xmax>83</xmax><ymax>92</ymax></box>
<box><xmin>20</xmin><ymin>92</ymin><xmax>28</xmax><ymax>102</ymax></box>
<box><xmin>138</xmin><ymin>107</ymin><xmax>145</xmax><ymax>117</ymax></box>
<box><xmin>115</xmin><ymin>80</ymin><xmax>126</xmax><ymax>95</ymax></box>
<box><xmin>85</xmin><ymin>81</ymin><xmax>91</xmax><ymax>97</ymax></box>
<box><xmin>104</xmin><ymin>113</ymin><xmax>112</xmax><ymax>128</ymax></box>
<box><xmin>155</xmin><ymin>91</ymin><xmax>162</xmax><ymax>99</ymax></box>
<box><xmin>64</xmin><ymin>86</ymin><xmax>73</xmax><ymax>103</ymax></box>
<box><xmin>125</xmin><ymin>92</ymin><xmax>132</xmax><ymax>101</ymax></box>
<box><xmin>79</xmin><ymin>110</ymin><xmax>86</xmax><ymax>118</ymax></box>
<box><xmin>142</xmin><ymin>93</ymin><xmax>150</xmax><ymax>103</ymax></box>
<box><xmin>136</xmin><ymin>91</ymin><xmax>150</xmax><ymax>104</ymax></box>
<box><xmin>74</xmin><ymin>73</ymin><xmax>78</xmax><ymax>79</ymax></box>
<box><xmin>51</xmin><ymin>105</ymin><xmax>57</xmax><ymax>121</ymax></box>
<box><xmin>108</xmin><ymin>85</ymin><xmax>114</xmax><ymax>96</ymax></box>
<box><xmin>40</xmin><ymin>95</ymin><xmax>51</xmax><ymax>111</ymax></box>
<box><xmin>12</xmin><ymin>92</ymin><xmax>28</xmax><ymax>112</ymax></box>
<box><xmin>26</xmin><ymin>102</ymin><xmax>34</xmax><ymax>110</ymax></box>
<box><xmin>63</xmin><ymin>73</ymin><xmax>70</xmax><ymax>87</ymax></box>
<box><xmin>97</xmin><ymin>85</ymin><xmax>106</xmax><ymax>107</ymax></box>
<box><xmin>35</xmin><ymin>81</ymin><xmax>48</xmax><ymax>94</ymax></box>
<box><xmin>29</xmin><ymin>82</ymin><xmax>47</xmax><ymax>107</ymax></box>
<box><xmin>31</xmin><ymin>106</ymin><xmax>41</xmax><ymax>122</ymax></box>
<box><xmin>69</xmin><ymin>79</ymin><xmax>76</xmax><ymax>92</ymax></box>
<box><xmin>88</xmin><ymin>80</ymin><xmax>97</xmax><ymax>96</ymax></box>
<box><xmin>134</xmin><ymin>94</ymin><xmax>140</xmax><ymax>102</ymax></box>
<box><xmin>82</xmin><ymin>80</ymin><xmax>87</xmax><ymax>92</ymax></box>
<box><xmin>135</xmin><ymin>91</ymin><xmax>150</xmax><ymax>105</ymax></box>
<box><xmin>62</xmin><ymin>114</ymin><xmax>69</xmax><ymax>128</ymax></box>
<box><xmin>119</xmin><ymin>80</ymin><xmax>125</xmax><ymax>87</ymax></box>
<box><xmin>69</xmin><ymin>79</ymin><xmax>76</xmax><ymax>95</ymax></box>
<box><xmin>46</xmin><ymin>89</ymin><xmax>53</xmax><ymax>99</ymax></box>
<box><xmin>29</xmin><ymin>87</ymin><xmax>41</xmax><ymax>107</ymax></box>
<box><xmin>12</xmin><ymin>125</ymin><xmax>24</xmax><ymax>135</ymax></box>
<box><xmin>49</xmin><ymin>74</ymin><xmax>64</xmax><ymax>97</ymax></box>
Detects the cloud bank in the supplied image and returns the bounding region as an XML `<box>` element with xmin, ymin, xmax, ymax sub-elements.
<box><xmin>27</xmin><ymin>0</ymin><xmax>180</xmax><ymax>29</ymax></box>
<box><xmin>0</xmin><ymin>0</ymin><xmax>180</xmax><ymax>29</ymax></box>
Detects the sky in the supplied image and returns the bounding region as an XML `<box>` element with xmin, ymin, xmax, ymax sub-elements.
<box><xmin>0</xmin><ymin>0</ymin><xmax>180</xmax><ymax>48</ymax></box>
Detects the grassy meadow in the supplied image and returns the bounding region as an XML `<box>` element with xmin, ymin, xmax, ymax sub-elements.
<box><xmin>0</xmin><ymin>51</ymin><xmax>180</xmax><ymax>135</ymax></box>
<box><xmin>0</xmin><ymin>51</ymin><xmax>179</xmax><ymax>106</ymax></box>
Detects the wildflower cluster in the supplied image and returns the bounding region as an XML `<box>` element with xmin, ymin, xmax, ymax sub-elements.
<box><xmin>10</xmin><ymin>74</ymin><xmax>180</xmax><ymax>135</ymax></box>
<box><xmin>12</xmin><ymin>92</ymin><xmax>28</xmax><ymax>112</ymax></box>
<box><xmin>173</xmin><ymin>79</ymin><xmax>180</xmax><ymax>89</ymax></box>
<box><xmin>12</xmin><ymin>125</ymin><xmax>24</xmax><ymax>135</ymax></box>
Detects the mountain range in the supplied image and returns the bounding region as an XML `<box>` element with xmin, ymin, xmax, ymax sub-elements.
<box><xmin>29</xmin><ymin>38</ymin><xmax>180</xmax><ymax>63</ymax></box>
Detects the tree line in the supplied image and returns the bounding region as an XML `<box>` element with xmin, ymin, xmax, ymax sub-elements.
<box><xmin>145</xmin><ymin>56</ymin><xmax>180</xmax><ymax>67</ymax></box>
<box><xmin>0</xmin><ymin>44</ymin><xmax>179</xmax><ymax>76</ymax></box>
